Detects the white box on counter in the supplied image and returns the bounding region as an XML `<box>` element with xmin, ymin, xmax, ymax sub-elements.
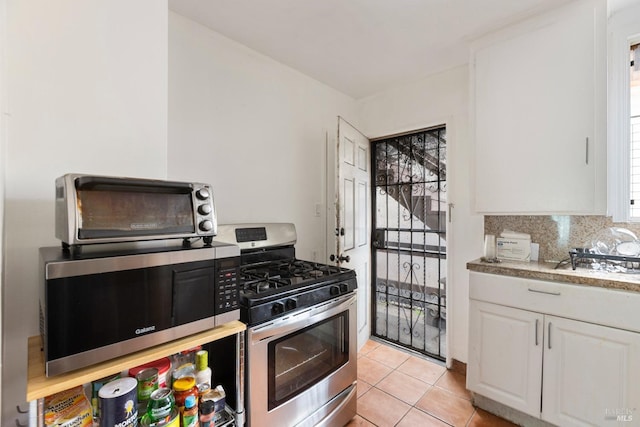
<box><xmin>496</xmin><ymin>237</ymin><xmax>531</xmax><ymax>261</ymax></box>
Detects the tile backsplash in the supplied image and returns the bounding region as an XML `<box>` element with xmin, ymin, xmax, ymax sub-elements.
<box><xmin>484</xmin><ymin>215</ymin><xmax>640</xmax><ymax>263</ymax></box>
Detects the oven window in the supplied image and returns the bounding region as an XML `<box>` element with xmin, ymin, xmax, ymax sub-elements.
<box><xmin>77</xmin><ymin>190</ymin><xmax>194</xmax><ymax>238</ymax></box>
<box><xmin>268</xmin><ymin>312</ymin><xmax>349</xmax><ymax>409</ymax></box>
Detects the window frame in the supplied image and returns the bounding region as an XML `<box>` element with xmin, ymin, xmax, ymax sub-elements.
<box><xmin>608</xmin><ymin>4</ymin><xmax>640</xmax><ymax>222</ymax></box>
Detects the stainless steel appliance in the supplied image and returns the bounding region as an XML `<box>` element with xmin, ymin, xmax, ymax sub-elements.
<box><xmin>214</xmin><ymin>223</ymin><xmax>357</xmax><ymax>427</ymax></box>
<box><xmin>39</xmin><ymin>242</ymin><xmax>239</xmax><ymax>376</ymax></box>
<box><xmin>55</xmin><ymin>174</ymin><xmax>217</xmax><ymax>248</ymax></box>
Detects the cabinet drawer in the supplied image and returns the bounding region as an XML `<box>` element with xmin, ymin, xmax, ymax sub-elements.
<box><xmin>469</xmin><ymin>271</ymin><xmax>640</xmax><ymax>333</ymax></box>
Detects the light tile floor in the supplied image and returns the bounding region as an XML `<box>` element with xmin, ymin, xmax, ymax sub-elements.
<box><xmin>346</xmin><ymin>339</ymin><xmax>518</xmax><ymax>427</ymax></box>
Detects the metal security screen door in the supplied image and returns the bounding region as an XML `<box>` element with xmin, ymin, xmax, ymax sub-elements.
<box><xmin>372</xmin><ymin>126</ymin><xmax>447</xmax><ymax>360</ymax></box>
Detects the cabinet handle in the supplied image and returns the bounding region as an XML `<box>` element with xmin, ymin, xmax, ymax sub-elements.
<box><xmin>585</xmin><ymin>137</ymin><xmax>589</xmax><ymax>165</ymax></box>
<box><xmin>528</xmin><ymin>288</ymin><xmax>561</xmax><ymax>296</ymax></box>
<box><xmin>548</xmin><ymin>322</ymin><xmax>552</xmax><ymax>349</ymax></box>
<box><xmin>535</xmin><ymin>319</ymin><xmax>539</xmax><ymax>346</ymax></box>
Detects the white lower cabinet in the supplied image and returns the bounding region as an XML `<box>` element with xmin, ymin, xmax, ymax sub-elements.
<box><xmin>468</xmin><ymin>300</ymin><xmax>543</xmax><ymax>417</ymax></box>
<box><xmin>468</xmin><ymin>272</ymin><xmax>640</xmax><ymax>427</ymax></box>
<box><xmin>541</xmin><ymin>316</ymin><xmax>640</xmax><ymax>427</ymax></box>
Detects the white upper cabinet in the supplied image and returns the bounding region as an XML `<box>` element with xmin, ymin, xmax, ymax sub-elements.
<box><xmin>472</xmin><ymin>0</ymin><xmax>606</xmax><ymax>214</ymax></box>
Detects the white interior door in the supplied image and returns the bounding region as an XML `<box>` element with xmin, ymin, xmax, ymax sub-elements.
<box><xmin>331</xmin><ymin>117</ymin><xmax>371</xmax><ymax>350</ymax></box>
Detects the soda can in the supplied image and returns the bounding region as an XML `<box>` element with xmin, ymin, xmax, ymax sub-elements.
<box><xmin>140</xmin><ymin>407</ymin><xmax>179</xmax><ymax>427</ymax></box>
<box><xmin>146</xmin><ymin>387</ymin><xmax>175</xmax><ymax>423</ymax></box>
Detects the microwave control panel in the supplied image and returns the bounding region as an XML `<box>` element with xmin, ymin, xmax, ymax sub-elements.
<box><xmin>215</xmin><ymin>257</ymin><xmax>240</xmax><ymax>313</ymax></box>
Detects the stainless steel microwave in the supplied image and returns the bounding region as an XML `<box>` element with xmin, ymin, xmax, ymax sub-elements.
<box><xmin>39</xmin><ymin>242</ymin><xmax>239</xmax><ymax>376</ymax></box>
<box><xmin>55</xmin><ymin>174</ymin><xmax>217</xmax><ymax>248</ymax></box>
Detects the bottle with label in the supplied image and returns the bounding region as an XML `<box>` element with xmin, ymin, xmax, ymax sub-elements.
<box><xmin>173</xmin><ymin>376</ymin><xmax>198</xmax><ymax>416</ymax></box>
<box><xmin>199</xmin><ymin>399</ymin><xmax>215</xmax><ymax>427</ymax></box>
<box><xmin>182</xmin><ymin>395</ymin><xmax>199</xmax><ymax>427</ymax></box>
<box><xmin>195</xmin><ymin>350</ymin><xmax>212</xmax><ymax>387</ymax></box>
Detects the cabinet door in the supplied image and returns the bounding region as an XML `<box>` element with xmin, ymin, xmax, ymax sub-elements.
<box><xmin>473</xmin><ymin>0</ymin><xmax>605</xmax><ymax>214</ymax></box>
<box><xmin>542</xmin><ymin>316</ymin><xmax>640</xmax><ymax>426</ymax></box>
<box><xmin>468</xmin><ymin>300</ymin><xmax>543</xmax><ymax>417</ymax></box>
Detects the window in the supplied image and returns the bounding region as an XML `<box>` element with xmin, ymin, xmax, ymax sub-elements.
<box><xmin>631</xmin><ymin>44</ymin><xmax>640</xmax><ymax>218</ymax></box>
<box><xmin>608</xmin><ymin>5</ymin><xmax>640</xmax><ymax>222</ymax></box>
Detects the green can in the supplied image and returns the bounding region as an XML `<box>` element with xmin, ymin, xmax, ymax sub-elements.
<box><xmin>136</xmin><ymin>367</ymin><xmax>159</xmax><ymax>402</ymax></box>
<box><xmin>140</xmin><ymin>407</ymin><xmax>179</xmax><ymax>427</ymax></box>
<box><xmin>146</xmin><ymin>387</ymin><xmax>175</xmax><ymax>423</ymax></box>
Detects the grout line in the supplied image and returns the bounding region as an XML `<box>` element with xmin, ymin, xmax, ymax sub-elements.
<box><xmin>464</xmin><ymin>409</ymin><xmax>478</xmax><ymax>427</ymax></box>
<box><xmin>356</xmin><ymin>360</ymin><xmax>453</xmax><ymax>426</ymax></box>
<box><xmin>356</xmin><ymin>341</ymin><xmax>504</xmax><ymax>427</ymax></box>
<box><xmin>394</xmin><ymin>405</ymin><xmax>456</xmax><ymax>427</ymax></box>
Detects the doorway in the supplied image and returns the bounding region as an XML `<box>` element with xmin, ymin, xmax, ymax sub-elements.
<box><xmin>371</xmin><ymin>126</ymin><xmax>447</xmax><ymax>360</ymax></box>
<box><xmin>328</xmin><ymin>117</ymin><xmax>372</xmax><ymax>350</ymax></box>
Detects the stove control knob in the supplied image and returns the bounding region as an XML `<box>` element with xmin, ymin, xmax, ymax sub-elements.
<box><xmin>272</xmin><ymin>302</ymin><xmax>285</xmax><ymax>315</ymax></box>
<box><xmin>199</xmin><ymin>220</ymin><xmax>213</xmax><ymax>232</ymax></box>
<box><xmin>198</xmin><ymin>204</ymin><xmax>212</xmax><ymax>215</ymax></box>
<box><xmin>285</xmin><ymin>298</ymin><xmax>297</xmax><ymax>311</ymax></box>
<box><xmin>340</xmin><ymin>283</ymin><xmax>349</xmax><ymax>293</ymax></box>
<box><xmin>330</xmin><ymin>285</ymin><xmax>340</xmax><ymax>296</ymax></box>
<box><xmin>196</xmin><ymin>188</ymin><xmax>210</xmax><ymax>200</ymax></box>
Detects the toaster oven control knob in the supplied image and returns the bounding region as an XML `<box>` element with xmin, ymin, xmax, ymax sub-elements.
<box><xmin>272</xmin><ymin>302</ymin><xmax>285</xmax><ymax>315</ymax></box>
<box><xmin>330</xmin><ymin>285</ymin><xmax>340</xmax><ymax>296</ymax></box>
<box><xmin>285</xmin><ymin>298</ymin><xmax>297</xmax><ymax>311</ymax></box>
<box><xmin>199</xmin><ymin>220</ymin><xmax>213</xmax><ymax>232</ymax></box>
<box><xmin>196</xmin><ymin>188</ymin><xmax>210</xmax><ymax>200</ymax></box>
<box><xmin>198</xmin><ymin>204</ymin><xmax>212</xmax><ymax>215</ymax></box>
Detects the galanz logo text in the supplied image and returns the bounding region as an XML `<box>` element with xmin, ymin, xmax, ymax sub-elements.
<box><xmin>135</xmin><ymin>326</ymin><xmax>156</xmax><ymax>335</ymax></box>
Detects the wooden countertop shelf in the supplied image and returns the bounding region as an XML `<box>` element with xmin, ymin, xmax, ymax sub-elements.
<box><xmin>27</xmin><ymin>320</ymin><xmax>246</xmax><ymax>402</ymax></box>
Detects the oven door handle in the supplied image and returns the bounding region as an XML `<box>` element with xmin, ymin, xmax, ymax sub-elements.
<box><xmin>249</xmin><ymin>293</ymin><xmax>356</xmax><ymax>343</ymax></box>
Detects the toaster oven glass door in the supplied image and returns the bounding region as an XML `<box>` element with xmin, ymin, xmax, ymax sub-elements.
<box><xmin>76</xmin><ymin>189</ymin><xmax>195</xmax><ymax>239</ymax></box>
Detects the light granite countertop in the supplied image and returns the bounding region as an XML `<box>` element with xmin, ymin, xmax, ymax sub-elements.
<box><xmin>467</xmin><ymin>258</ymin><xmax>640</xmax><ymax>293</ymax></box>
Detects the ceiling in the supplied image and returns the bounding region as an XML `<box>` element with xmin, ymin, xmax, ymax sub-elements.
<box><xmin>168</xmin><ymin>0</ymin><xmax>581</xmax><ymax>99</ymax></box>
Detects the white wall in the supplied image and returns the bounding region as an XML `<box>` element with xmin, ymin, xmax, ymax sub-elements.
<box><xmin>2</xmin><ymin>1</ymin><xmax>168</xmax><ymax>423</ymax></box>
<box><xmin>168</xmin><ymin>12</ymin><xmax>358</xmax><ymax>261</ymax></box>
<box><xmin>0</xmin><ymin>0</ymin><xmax>6</xmax><ymax>416</ymax></box>
<box><xmin>356</xmin><ymin>65</ymin><xmax>484</xmax><ymax>364</ymax></box>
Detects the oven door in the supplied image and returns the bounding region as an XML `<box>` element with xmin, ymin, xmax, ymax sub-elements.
<box><xmin>246</xmin><ymin>293</ymin><xmax>357</xmax><ymax>427</ymax></box>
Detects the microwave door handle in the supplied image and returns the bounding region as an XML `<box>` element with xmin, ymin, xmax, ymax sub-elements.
<box><xmin>170</xmin><ymin>282</ymin><xmax>176</xmax><ymax>326</ymax></box>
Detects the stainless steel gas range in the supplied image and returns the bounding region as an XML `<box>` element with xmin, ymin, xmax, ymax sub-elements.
<box><xmin>214</xmin><ymin>223</ymin><xmax>357</xmax><ymax>427</ymax></box>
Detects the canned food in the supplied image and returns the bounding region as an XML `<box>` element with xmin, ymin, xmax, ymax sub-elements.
<box><xmin>146</xmin><ymin>388</ymin><xmax>175</xmax><ymax>422</ymax></box>
<box><xmin>91</xmin><ymin>373</ymin><xmax>121</xmax><ymax>419</ymax></box>
<box><xmin>137</xmin><ymin>367</ymin><xmax>159</xmax><ymax>402</ymax></box>
<box><xmin>140</xmin><ymin>407</ymin><xmax>180</xmax><ymax>427</ymax></box>
<box><xmin>98</xmin><ymin>377</ymin><xmax>138</xmax><ymax>427</ymax></box>
<box><xmin>129</xmin><ymin>357</ymin><xmax>171</xmax><ymax>388</ymax></box>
